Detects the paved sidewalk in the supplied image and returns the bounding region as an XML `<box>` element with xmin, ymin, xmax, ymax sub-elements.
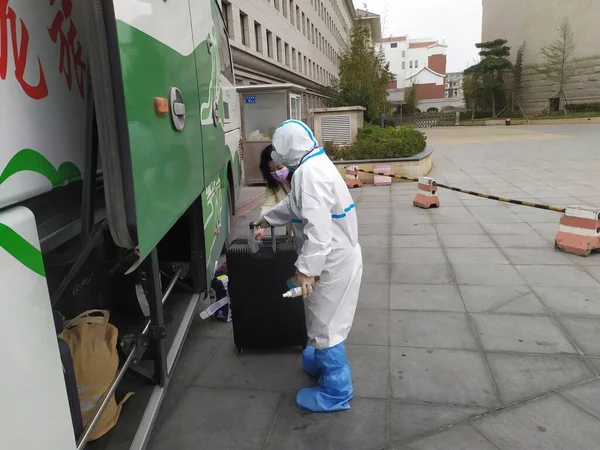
<box><xmin>147</xmin><ymin>125</ymin><xmax>600</xmax><ymax>450</ymax></box>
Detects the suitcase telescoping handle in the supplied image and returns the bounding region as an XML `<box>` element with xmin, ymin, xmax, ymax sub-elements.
<box><xmin>249</xmin><ymin>222</ymin><xmax>277</xmax><ymax>253</ymax></box>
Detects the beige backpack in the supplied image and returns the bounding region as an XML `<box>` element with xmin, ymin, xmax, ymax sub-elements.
<box><xmin>59</xmin><ymin>309</ymin><xmax>134</xmax><ymax>441</ymax></box>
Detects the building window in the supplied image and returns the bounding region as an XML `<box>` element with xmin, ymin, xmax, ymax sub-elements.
<box><xmin>415</xmin><ymin>60</ymin><xmax>419</xmax><ymax>68</ymax></box>
<box><xmin>285</xmin><ymin>43</ymin><xmax>290</xmax><ymax>66</ymax></box>
<box><xmin>239</xmin><ymin>11</ymin><xmax>249</xmax><ymax>46</ymax></box>
<box><xmin>276</xmin><ymin>37</ymin><xmax>282</xmax><ymax>62</ymax></box>
<box><xmin>409</xmin><ymin>61</ymin><xmax>413</xmax><ymax>68</ymax></box>
<box><xmin>302</xmin><ymin>13</ymin><xmax>306</xmax><ymax>35</ymax></box>
<box><xmin>289</xmin><ymin>1</ymin><xmax>294</xmax><ymax>24</ymax></box>
<box><xmin>304</xmin><ymin>56</ymin><xmax>308</xmax><ymax>74</ymax></box>
<box><xmin>254</xmin><ymin>22</ymin><xmax>263</xmax><ymax>53</ymax></box>
<box><xmin>282</xmin><ymin>0</ymin><xmax>287</xmax><ymax>18</ymax></box>
<box><xmin>391</xmin><ymin>43</ymin><xmax>397</xmax><ymax>48</ymax></box>
<box><xmin>274</xmin><ymin>0</ymin><xmax>280</xmax><ymax>12</ymax></box>
<box><xmin>292</xmin><ymin>48</ymin><xmax>297</xmax><ymax>69</ymax></box>
<box><xmin>296</xmin><ymin>7</ymin><xmax>301</xmax><ymax>31</ymax></box>
<box><xmin>402</xmin><ymin>50</ymin><xmax>405</xmax><ymax>58</ymax></box>
<box><xmin>402</xmin><ymin>61</ymin><xmax>405</xmax><ymax>69</ymax></box>
<box><xmin>266</xmin><ymin>30</ymin><xmax>273</xmax><ymax>58</ymax></box>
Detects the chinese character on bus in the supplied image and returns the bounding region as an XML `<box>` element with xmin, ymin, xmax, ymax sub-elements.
<box><xmin>0</xmin><ymin>0</ymin><xmax>49</xmax><ymax>99</ymax></box>
<box><xmin>48</xmin><ymin>0</ymin><xmax>86</xmax><ymax>99</ymax></box>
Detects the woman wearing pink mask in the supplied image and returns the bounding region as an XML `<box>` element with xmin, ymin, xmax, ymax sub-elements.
<box><xmin>255</xmin><ymin>145</ymin><xmax>293</xmax><ymax>241</ymax></box>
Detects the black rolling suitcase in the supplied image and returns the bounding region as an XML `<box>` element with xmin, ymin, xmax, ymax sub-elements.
<box><xmin>226</xmin><ymin>224</ymin><xmax>307</xmax><ymax>353</ymax></box>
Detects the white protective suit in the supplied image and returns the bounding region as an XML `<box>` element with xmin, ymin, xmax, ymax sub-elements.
<box><xmin>263</xmin><ymin>120</ymin><xmax>363</xmax><ymax>350</ymax></box>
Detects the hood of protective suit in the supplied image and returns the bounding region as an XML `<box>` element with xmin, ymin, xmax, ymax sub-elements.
<box><xmin>271</xmin><ymin>120</ymin><xmax>319</xmax><ymax>169</ymax></box>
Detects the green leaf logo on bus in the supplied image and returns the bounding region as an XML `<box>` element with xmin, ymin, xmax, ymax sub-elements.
<box><xmin>0</xmin><ymin>149</ymin><xmax>81</xmax><ymax>188</ymax></box>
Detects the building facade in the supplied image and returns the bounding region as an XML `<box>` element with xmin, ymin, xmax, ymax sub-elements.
<box><xmin>482</xmin><ymin>0</ymin><xmax>600</xmax><ymax>113</ymax></box>
<box><xmin>220</xmin><ymin>0</ymin><xmax>355</xmax><ymax>122</ymax></box>
<box><xmin>445</xmin><ymin>72</ymin><xmax>464</xmax><ymax>99</ymax></box>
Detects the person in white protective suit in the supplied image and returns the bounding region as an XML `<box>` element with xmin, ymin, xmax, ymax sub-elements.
<box><xmin>256</xmin><ymin>120</ymin><xmax>363</xmax><ymax>412</ymax></box>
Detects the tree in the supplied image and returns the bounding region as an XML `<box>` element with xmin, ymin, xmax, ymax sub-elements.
<box><xmin>464</xmin><ymin>39</ymin><xmax>513</xmax><ymax>116</ymax></box>
<box><xmin>511</xmin><ymin>42</ymin><xmax>526</xmax><ymax>114</ymax></box>
<box><xmin>533</xmin><ymin>18</ymin><xmax>577</xmax><ymax>113</ymax></box>
<box><xmin>324</xmin><ymin>19</ymin><xmax>395</xmax><ymax>122</ymax></box>
<box><xmin>403</xmin><ymin>83</ymin><xmax>418</xmax><ymax>115</ymax></box>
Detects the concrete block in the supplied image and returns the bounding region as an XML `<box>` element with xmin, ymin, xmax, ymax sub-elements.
<box><xmin>406</xmin><ymin>424</ymin><xmax>498</xmax><ymax>450</ymax></box>
<box><xmin>452</xmin><ymin>264</ymin><xmax>526</xmax><ymax>286</ymax></box>
<box><xmin>346</xmin><ymin>310</ymin><xmax>390</xmax><ymax>346</ymax></box>
<box><xmin>556</xmin><ymin>316</ymin><xmax>600</xmax><ymax>356</ymax></box>
<box><xmin>561</xmin><ymin>379</ymin><xmax>600</xmax><ymax>420</ymax></box>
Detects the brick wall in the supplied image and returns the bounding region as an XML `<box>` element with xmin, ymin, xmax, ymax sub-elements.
<box><xmin>414</xmin><ymin>83</ymin><xmax>445</xmax><ymax>100</ymax></box>
<box><xmin>427</xmin><ymin>54</ymin><xmax>447</xmax><ymax>75</ymax></box>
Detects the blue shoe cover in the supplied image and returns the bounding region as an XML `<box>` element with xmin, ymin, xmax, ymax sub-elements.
<box><xmin>302</xmin><ymin>346</ymin><xmax>319</xmax><ymax>377</ymax></box>
<box><xmin>297</xmin><ymin>342</ymin><xmax>353</xmax><ymax>412</ymax></box>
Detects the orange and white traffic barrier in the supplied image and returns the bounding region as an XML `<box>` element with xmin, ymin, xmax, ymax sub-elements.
<box><xmin>345</xmin><ymin>166</ymin><xmax>364</xmax><ymax>189</ymax></box>
<box><xmin>413</xmin><ymin>177</ymin><xmax>440</xmax><ymax>209</ymax></box>
<box><xmin>373</xmin><ymin>164</ymin><xmax>392</xmax><ymax>186</ymax></box>
<box><xmin>555</xmin><ymin>206</ymin><xmax>600</xmax><ymax>256</ymax></box>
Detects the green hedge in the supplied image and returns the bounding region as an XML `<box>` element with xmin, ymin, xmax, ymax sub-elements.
<box><xmin>566</xmin><ymin>102</ymin><xmax>600</xmax><ymax>112</ymax></box>
<box><xmin>327</xmin><ymin>123</ymin><xmax>427</xmax><ymax>161</ymax></box>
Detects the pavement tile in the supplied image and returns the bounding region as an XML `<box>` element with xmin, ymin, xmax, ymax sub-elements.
<box><xmin>359</xmin><ymin>234</ymin><xmax>390</xmax><ymax>248</ymax></box>
<box><xmin>516</xmin><ymin>265</ymin><xmax>600</xmax><ymax>288</ymax></box>
<box><xmin>346</xmin><ymin>310</ymin><xmax>389</xmax><ymax>346</ymax></box>
<box><xmin>476</xmin><ymin>213</ymin><xmax>524</xmax><ymax>224</ymax></box>
<box><xmin>486</xmin><ymin>353</ymin><xmax>593</xmax><ymax>405</ymax></box>
<box><xmin>446</xmin><ymin>248</ymin><xmax>510</xmax><ymax>265</ymax></box>
<box><xmin>391</xmin><ymin>263</ymin><xmax>454</xmax><ymax>285</ymax></box>
<box><xmin>391</xmin><ymin>248</ymin><xmax>447</xmax><ymax>264</ymax></box>
<box><xmin>556</xmin><ymin>316</ymin><xmax>600</xmax><ymax>356</ymax></box>
<box><xmin>362</xmin><ymin>246</ymin><xmax>390</xmax><ymax>265</ymax></box>
<box><xmin>389</xmin><ymin>311</ymin><xmax>478</xmax><ymax>350</ymax></box>
<box><xmin>459</xmin><ymin>286</ymin><xmax>534</xmax><ymax>313</ymax></box>
<box><xmin>149</xmin><ymin>387</ymin><xmax>280</xmax><ymax>450</ymax></box>
<box><xmin>358</xmin><ymin>213</ymin><xmax>392</xmax><ymax>225</ymax></box>
<box><xmin>171</xmin><ymin>335</ymin><xmax>222</xmax><ymax>386</ymax></box>
<box><xmin>391</xmin><ymin>223</ymin><xmax>437</xmax><ymax>235</ymax></box>
<box><xmin>346</xmin><ymin>344</ymin><xmax>390</xmax><ymax>399</ymax></box>
<box><xmin>561</xmin><ymin>379</ymin><xmax>600</xmax><ymax>420</ymax></box>
<box><xmin>389</xmin><ymin>403</ymin><xmax>488</xmax><ymax>443</ymax></box>
<box><xmin>434</xmin><ymin>223</ymin><xmax>486</xmax><ymax>235</ymax></box>
<box><xmin>481</xmin><ymin>223</ymin><xmax>537</xmax><ymax>235</ymax></box>
<box><xmin>468</xmin><ymin>206</ymin><xmax>514</xmax><ymax>216</ymax></box>
<box><xmin>390</xmin><ymin>347</ymin><xmax>499</xmax><ymax>406</ymax></box>
<box><xmin>590</xmin><ymin>358</ymin><xmax>600</xmax><ymax>373</ymax></box>
<box><xmin>439</xmin><ymin>234</ymin><xmax>496</xmax><ymax>248</ymax></box>
<box><xmin>391</xmin><ymin>235</ymin><xmax>441</xmax><ymax>248</ymax></box>
<box><xmin>502</xmin><ymin>248</ymin><xmax>574</xmax><ymax>266</ymax></box>
<box><xmin>472</xmin><ymin>314</ymin><xmax>577</xmax><ymax>355</ymax></box>
<box><xmin>452</xmin><ymin>264</ymin><xmax>526</xmax><ymax>286</ymax></box>
<box><xmin>533</xmin><ymin>287</ymin><xmax>600</xmax><ymax>316</ymax></box>
<box><xmin>358</xmin><ymin>223</ymin><xmax>391</xmax><ymax>235</ymax></box>
<box><xmin>431</xmin><ymin>214</ymin><xmax>479</xmax><ymax>225</ymax></box>
<box><xmin>393</xmin><ymin>214</ymin><xmax>434</xmax><ymax>225</ymax></box>
<box><xmin>471</xmin><ymin>395</ymin><xmax>600</xmax><ymax>450</ymax></box>
<box><xmin>193</xmin><ymin>346</ymin><xmax>312</xmax><ymax>392</ymax></box>
<box><xmin>406</xmin><ymin>424</ymin><xmax>498</xmax><ymax>450</ymax></box>
<box><xmin>362</xmin><ymin>263</ymin><xmax>391</xmax><ymax>284</ymax></box>
<box><xmin>491</xmin><ymin>234</ymin><xmax>552</xmax><ymax>248</ymax></box>
<box><xmin>264</xmin><ymin>395</ymin><xmax>387</xmax><ymax>450</ymax></box>
<box><xmin>585</xmin><ymin>266</ymin><xmax>600</xmax><ymax>282</ymax></box>
<box><xmin>390</xmin><ymin>284</ymin><xmax>465</xmax><ymax>312</ymax></box>
<box><xmin>491</xmin><ymin>293</ymin><xmax>548</xmax><ymax>315</ymax></box>
<box><xmin>357</xmin><ymin>282</ymin><xmax>390</xmax><ymax>310</ymax></box>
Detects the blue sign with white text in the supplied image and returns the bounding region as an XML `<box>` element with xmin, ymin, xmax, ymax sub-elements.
<box><xmin>245</xmin><ymin>96</ymin><xmax>257</xmax><ymax>104</ymax></box>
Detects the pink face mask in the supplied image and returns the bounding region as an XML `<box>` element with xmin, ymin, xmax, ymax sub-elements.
<box><xmin>272</xmin><ymin>167</ymin><xmax>290</xmax><ymax>183</ymax></box>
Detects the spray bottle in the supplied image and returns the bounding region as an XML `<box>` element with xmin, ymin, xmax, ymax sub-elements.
<box><xmin>283</xmin><ymin>286</ymin><xmax>303</xmax><ymax>298</ymax></box>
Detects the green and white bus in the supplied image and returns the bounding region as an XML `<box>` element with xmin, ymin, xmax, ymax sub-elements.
<box><xmin>1</xmin><ymin>0</ymin><xmax>241</xmax><ymax>448</ymax></box>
